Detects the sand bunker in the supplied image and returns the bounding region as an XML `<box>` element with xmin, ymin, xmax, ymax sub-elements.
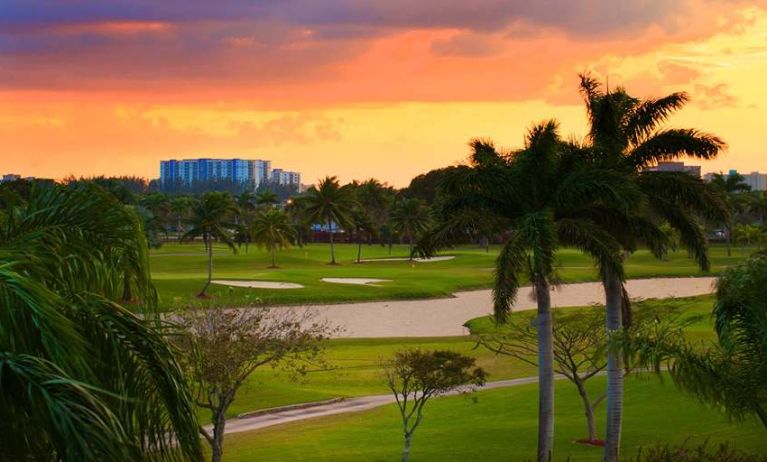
<box><xmin>321</xmin><ymin>278</ymin><xmax>391</xmax><ymax>286</ymax></box>
<box><xmin>360</xmin><ymin>256</ymin><xmax>455</xmax><ymax>263</ymax></box>
<box><xmin>212</xmin><ymin>280</ymin><xmax>304</xmax><ymax>289</ymax></box>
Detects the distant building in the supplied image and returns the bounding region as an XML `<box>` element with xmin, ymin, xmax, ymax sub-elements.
<box><xmin>160</xmin><ymin>158</ymin><xmax>275</xmax><ymax>187</ymax></box>
<box><xmin>646</xmin><ymin>161</ymin><xmax>701</xmax><ymax>178</ymax></box>
<box><xmin>271</xmin><ymin>168</ymin><xmax>301</xmax><ymax>190</ymax></box>
<box><xmin>1</xmin><ymin>174</ymin><xmax>21</xmax><ymax>183</ymax></box>
<box><xmin>703</xmin><ymin>170</ymin><xmax>767</xmax><ymax>191</ymax></box>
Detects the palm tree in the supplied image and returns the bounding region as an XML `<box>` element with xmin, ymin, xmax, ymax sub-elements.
<box><xmin>0</xmin><ymin>182</ymin><xmax>202</xmax><ymax>461</ymax></box>
<box><xmin>356</xmin><ymin>179</ymin><xmax>395</xmax><ymax>243</ymax></box>
<box><xmin>709</xmin><ymin>172</ymin><xmax>751</xmax><ymax>255</ymax></box>
<box><xmin>390</xmin><ymin>197</ymin><xmax>432</xmax><ymax>259</ymax></box>
<box><xmin>250</xmin><ymin>208</ymin><xmax>296</xmax><ymax>268</ymax></box>
<box><xmin>624</xmin><ymin>255</ymin><xmax>767</xmax><ymax>429</ymax></box>
<box><xmin>183</xmin><ymin>191</ymin><xmax>237</xmax><ymax>297</ymax></box>
<box><xmin>351</xmin><ymin>206</ymin><xmax>378</xmax><ymax>263</ymax></box>
<box><xmin>255</xmin><ymin>189</ymin><xmax>279</xmax><ymax>208</ymax></box>
<box><xmin>170</xmin><ymin>195</ymin><xmax>194</xmax><ymax>240</ymax></box>
<box><xmin>419</xmin><ymin>125</ymin><xmax>632</xmax><ymax>462</ymax></box>
<box><xmin>577</xmin><ymin>73</ymin><xmax>728</xmax><ymax>462</ymax></box>
<box><xmin>301</xmin><ymin>177</ymin><xmax>356</xmax><ymax>264</ymax></box>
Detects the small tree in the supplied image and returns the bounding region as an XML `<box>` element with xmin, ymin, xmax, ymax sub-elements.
<box><xmin>176</xmin><ymin>306</ymin><xmax>334</xmax><ymax>462</ymax></box>
<box><xmin>476</xmin><ymin>306</ymin><xmax>690</xmax><ymax>443</ymax></box>
<box><xmin>383</xmin><ymin>350</ymin><xmax>487</xmax><ymax>462</ymax></box>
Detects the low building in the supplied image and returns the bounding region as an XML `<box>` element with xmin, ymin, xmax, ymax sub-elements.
<box><xmin>1</xmin><ymin>173</ymin><xmax>21</xmax><ymax>183</ymax></box>
<box><xmin>703</xmin><ymin>170</ymin><xmax>767</xmax><ymax>191</ymax></box>
<box><xmin>271</xmin><ymin>168</ymin><xmax>302</xmax><ymax>190</ymax></box>
<box><xmin>646</xmin><ymin>161</ymin><xmax>701</xmax><ymax>178</ymax></box>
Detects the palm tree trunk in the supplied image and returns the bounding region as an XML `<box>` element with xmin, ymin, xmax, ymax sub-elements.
<box><xmin>199</xmin><ymin>234</ymin><xmax>213</xmax><ymax>297</ymax></box>
<box><xmin>535</xmin><ymin>278</ymin><xmax>554</xmax><ymax>462</ymax></box>
<box><xmin>329</xmin><ymin>222</ymin><xmax>336</xmax><ymax>264</ymax></box>
<box><xmin>121</xmin><ymin>270</ymin><xmax>132</xmax><ymax>302</ymax></box>
<box><xmin>408</xmin><ymin>234</ymin><xmax>414</xmax><ymax>260</ymax></box>
<box><xmin>271</xmin><ymin>247</ymin><xmax>277</xmax><ymax>268</ymax></box>
<box><xmin>603</xmin><ymin>270</ymin><xmax>624</xmax><ymax>462</ymax></box>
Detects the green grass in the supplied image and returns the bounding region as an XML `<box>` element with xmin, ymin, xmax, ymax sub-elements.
<box><xmin>225</xmin><ymin>297</ymin><xmax>716</xmax><ymax>417</ymax></box>
<box><xmin>150</xmin><ymin>242</ymin><xmax>754</xmax><ymax>311</ymax></box>
<box><xmin>219</xmin><ymin>375</ymin><xmax>766</xmax><ymax>461</ymax></box>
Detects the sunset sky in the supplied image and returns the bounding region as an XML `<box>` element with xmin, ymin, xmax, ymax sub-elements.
<box><xmin>2</xmin><ymin>0</ymin><xmax>766</xmax><ymax>187</ymax></box>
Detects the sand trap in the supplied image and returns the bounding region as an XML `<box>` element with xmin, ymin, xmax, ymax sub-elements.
<box><xmin>213</xmin><ymin>280</ymin><xmax>304</xmax><ymax>289</ymax></box>
<box><xmin>321</xmin><ymin>278</ymin><xmax>391</xmax><ymax>286</ymax></box>
<box><xmin>359</xmin><ymin>256</ymin><xmax>455</xmax><ymax>263</ymax></box>
<box><xmin>250</xmin><ymin>277</ymin><xmax>717</xmax><ymax>338</ymax></box>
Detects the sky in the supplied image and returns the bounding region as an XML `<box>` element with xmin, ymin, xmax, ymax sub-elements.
<box><xmin>1</xmin><ymin>0</ymin><xmax>766</xmax><ymax>187</ymax></box>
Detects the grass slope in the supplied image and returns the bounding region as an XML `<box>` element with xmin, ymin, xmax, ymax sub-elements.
<box><xmin>150</xmin><ymin>243</ymin><xmax>753</xmax><ymax>310</ymax></box>
<box><xmin>220</xmin><ymin>376</ymin><xmax>766</xmax><ymax>461</ymax></box>
<box><xmin>225</xmin><ymin>297</ymin><xmax>714</xmax><ymax>417</ymax></box>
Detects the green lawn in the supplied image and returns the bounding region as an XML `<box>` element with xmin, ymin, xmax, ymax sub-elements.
<box><xmin>224</xmin><ymin>297</ymin><xmax>716</xmax><ymax>417</ymax></box>
<box><xmin>150</xmin><ymin>242</ymin><xmax>753</xmax><ymax>311</ymax></box>
<box><xmin>220</xmin><ymin>375</ymin><xmax>766</xmax><ymax>461</ymax></box>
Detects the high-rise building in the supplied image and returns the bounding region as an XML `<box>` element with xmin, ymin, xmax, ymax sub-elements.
<box><xmin>160</xmin><ymin>158</ymin><xmax>275</xmax><ymax>187</ymax></box>
<box><xmin>646</xmin><ymin>161</ymin><xmax>701</xmax><ymax>178</ymax></box>
<box><xmin>271</xmin><ymin>168</ymin><xmax>302</xmax><ymax>190</ymax></box>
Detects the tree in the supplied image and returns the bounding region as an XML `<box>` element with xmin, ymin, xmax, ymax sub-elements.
<box><xmin>383</xmin><ymin>350</ymin><xmax>487</xmax><ymax>462</ymax></box>
<box><xmin>255</xmin><ymin>189</ymin><xmax>279</xmax><ymax>208</ymax></box>
<box><xmin>170</xmin><ymin>195</ymin><xmax>194</xmax><ymax>240</ymax></box>
<box><xmin>182</xmin><ymin>192</ymin><xmax>237</xmax><ymax>297</ymax></box>
<box><xmin>390</xmin><ymin>197</ymin><xmax>432</xmax><ymax>258</ymax></box>
<box><xmin>577</xmin><ymin>72</ymin><xmax>728</xmax><ymax>461</ymax></box>
<box><xmin>250</xmin><ymin>208</ymin><xmax>297</xmax><ymax>268</ymax></box>
<box><xmin>624</xmin><ymin>256</ymin><xmax>767</xmax><ymax>430</ymax></box>
<box><xmin>176</xmin><ymin>306</ymin><xmax>333</xmax><ymax>462</ymax></box>
<box><xmin>709</xmin><ymin>172</ymin><xmax>751</xmax><ymax>256</ymax></box>
<box><xmin>355</xmin><ymin>178</ymin><xmax>395</xmax><ymax>241</ymax></box>
<box><xmin>0</xmin><ymin>183</ymin><xmax>202</xmax><ymax>461</ymax></box>
<box><xmin>301</xmin><ymin>176</ymin><xmax>356</xmax><ymax>264</ymax></box>
<box><xmin>418</xmin><ymin>126</ymin><xmax>633</xmax><ymax>462</ymax></box>
<box><xmin>350</xmin><ymin>206</ymin><xmax>378</xmax><ymax>263</ymax></box>
<box><xmin>476</xmin><ymin>305</ymin><xmax>691</xmax><ymax>443</ymax></box>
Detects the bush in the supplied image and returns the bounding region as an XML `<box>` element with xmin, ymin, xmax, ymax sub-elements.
<box><xmin>625</xmin><ymin>441</ymin><xmax>767</xmax><ymax>462</ymax></box>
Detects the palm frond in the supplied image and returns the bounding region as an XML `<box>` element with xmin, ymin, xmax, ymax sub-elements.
<box><xmin>629</xmin><ymin>128</ymin><xmax>726</xmax><ymax>168</ymax></box>
<box><xmin>625</xmin><ymin>92</ymin><xmax>689</xmax><ymax>145</ymax></box>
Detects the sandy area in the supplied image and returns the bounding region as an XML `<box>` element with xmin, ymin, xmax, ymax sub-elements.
<box><xmin>213</xmin><ymin>280</ymin><xmax>304</xmax><ymax>289</ymax></box>
<box><xmin>321</xmin><ymin>278</ymin><xmax>391</xmax><ymax>286</ymax></box>
<box><xmin>359</xmin><ymin>256</ymin><xmax>455</xmax><ymax>263</ymax></box>
<box><xmin>280</xmin><ymin>277</ymin><xmax>716</xmax><ymax>338</ymax></box>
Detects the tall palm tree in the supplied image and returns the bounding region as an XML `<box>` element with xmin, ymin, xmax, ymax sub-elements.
<box><xmin>302</xmin><ymin>176</ymin><xmax>356</xmax><ymax>264</ymax></box>
<box><xmin>183</xmin><ymin>191</ymin><xmax>237</xmax><ymax>297</ymax></box>
<box><xmin>0</xmin><ymin>182</ymin><xmax>202</xmax><ymax>461</ymax></box>
<box><xmin>390</xmin><ymin>197</ymin><xmax>432</xmax><ymax>259</ymax></box>
<box><xmin>356</xmin><ymin>179</ymin><xmax>395</xmax><ymax>242</ymax></box>
<box><xmin>250</xmin><ymin>208</ymin><xmax>296</xmax><ymax>268</ymax></box>
<box><xmin>577</xmin><ymin>73</ymin><xmax>728</xmax><ymax>462</ymax></box>
<box><xmin>419</xmin><ymin>125</ymin><xmax>633</xmax><ymax>462</ymax></box>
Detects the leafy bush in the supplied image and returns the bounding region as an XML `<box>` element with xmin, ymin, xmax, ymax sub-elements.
<box><xmin>625</xmin><ymin>441</ymin><xmax>767</xmax><ymax>462</ymax></box>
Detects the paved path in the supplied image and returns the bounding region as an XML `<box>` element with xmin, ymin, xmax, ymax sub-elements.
<box><xmin>277</xmin><ymin>277</ymin><xmax>716</xmax><ymax>338</ymax></box>
<box><xmin>217</xmin><ymin>375</ymin><xmax>552</xmax><ymax>436</ymax></box>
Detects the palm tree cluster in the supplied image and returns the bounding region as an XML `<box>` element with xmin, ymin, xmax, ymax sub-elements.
<box><xmin>0</xmin><ymin>181</ymin><xmax>202</xmax><ymax>461</ymax></box>
<box><xmin>418</xmin><ymin>74</ymin><xmax>728</xmax><ymax>462</ymax></box>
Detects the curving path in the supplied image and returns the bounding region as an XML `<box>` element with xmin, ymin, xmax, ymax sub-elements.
<box><xmin>278</xmin><ymin>277</ymin><xmax>716</xmax><ymax>338</ymax></box>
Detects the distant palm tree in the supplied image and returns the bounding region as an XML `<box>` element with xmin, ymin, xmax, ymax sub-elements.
<box><xmin>170</xmin><ymin>195</ymin><xmax>194</xmax><ymax>240</ymax></box>
<box><xmin>250</xmin><ymin>208</ymin><xmax>296</xmax><ymax>268</ymax></box>
<box><xmin>577</xmin><ymin>73</ymin><xmax>728</xmax><ymax>462</ymax></box>
<box><xmin>709</xmin><ymin>172</ymin><xmax>751</xmax><ymax>256</ymax></box>
<box><xmin>0</xmin><ymin>182</ymin><xmax>202</xmax><ymax>461</ymax></box>
<box><xmin>302</xmin><ymin>177</ymin><xmax>356</xmax><ymax>264</ymax></box>
<box><xmin>351</xmin><ymin>207</ymin><xmax>378</xmax><ymax>263</ymax></box>
<box><xmin>356</xmin><ymin>179</ymin><xmax>395</xmax><ymax>242</ymax></box>
<box><xmin>255</xmin><ymin>189</ymin><xmax>279</xmax><ymax>208</ymax></box>
<box><xmin>420</xmin><ymin>125</ymin><xmax>633</xmax><ymax>462</ymax></box>
<box><xmin>390</xmin><ymin>197</ymin><xmax>432</xmax><ymax>259</ymax></box>
<box><xmin>183</xmin><ymin>191</ymin><xmax>237</xmax><ymax>297</ymax></box>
